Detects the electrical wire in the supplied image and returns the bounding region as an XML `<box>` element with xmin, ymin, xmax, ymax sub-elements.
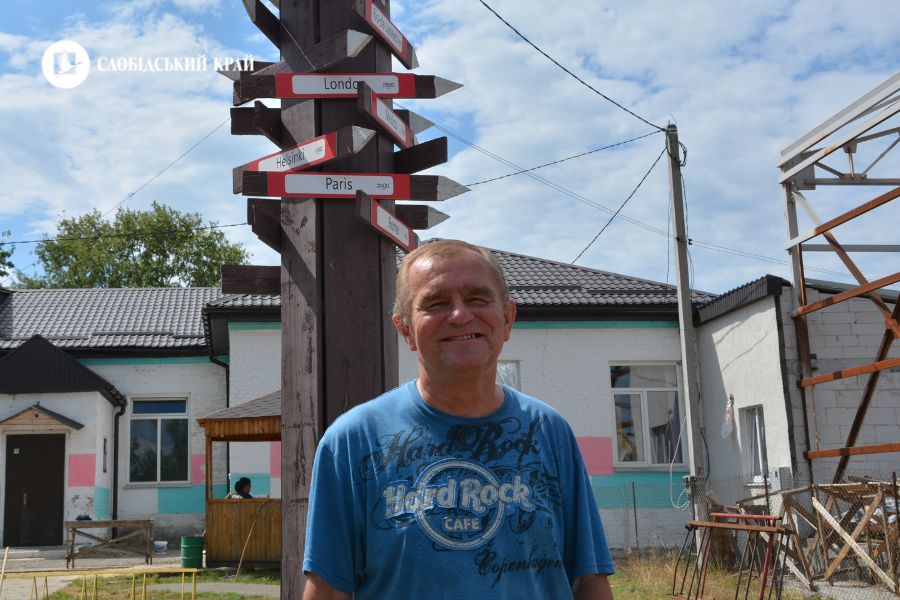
<box><xmin>100</xmin><ymin>116</ymin><xmax>230</xmax><ymax>218</ymax></box>
<box><xmin>476</xmin><ymin>0</ymin><xmax>665</xmax><ymax>133</ymax></box>
<box><xmin>0</xmin><ymin>222</ymin><xmax>247</xmax><ymax>247</ymax></box>
<box><xmin>465</xmin><ymin>130</ymin><xmax>660</xmax><ymax>186</ymax></box>
<box><xmin>571</xmin><ymin>146</ymin><xmax>666</xmax><ymax>263</ymax></box>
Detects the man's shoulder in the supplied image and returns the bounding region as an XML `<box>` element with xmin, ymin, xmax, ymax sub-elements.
<box><xmin>320</xmin><ymin>382</ymin><xmax>414</xmax><ymax>443</ymax></box>
<box><xmin>504</xmin><ymin>386</ymin><xmax>571</xmax><ymax>429</ymax></box>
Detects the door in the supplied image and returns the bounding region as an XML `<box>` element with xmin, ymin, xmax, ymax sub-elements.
<box><xmin>4</xmin><ymin>434</ymin><xmax>65</xmax><ymax>546</ymax></box>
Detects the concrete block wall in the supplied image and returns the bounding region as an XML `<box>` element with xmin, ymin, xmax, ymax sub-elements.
<box><xmin>780</xmin><ymin>286</ymin><xmax>900</xmax><ymax>483</ymax></box>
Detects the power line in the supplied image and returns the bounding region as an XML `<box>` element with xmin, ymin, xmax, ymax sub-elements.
<box><xmin>466</xmin><ymin>130</ymin><xmax>660</xmax><ymax>186</ymax></box>
<box><xmin>100</xmin><ymin>116</ymin><xmax>230</xmax><ymax>218</ymax></box>
<box><xmin>572</xmin><ymin>146</ymin><xmax>666</xmax><ymax>264</ymax></box>
<box><xmin>0</xmin><ymin>222</ymin><xmax>248</xmax><ymax>247</ymax></box>
<box><xmin>475</xmin><ymin>0</ymin><xmax>665</xmax><ymax>132</ymax></box>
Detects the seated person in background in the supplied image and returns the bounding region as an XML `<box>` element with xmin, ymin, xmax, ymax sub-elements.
<box><xmin>226</xmin><ymin>477</ymin><xmax>254</xmax><ymax>499</ymax></box>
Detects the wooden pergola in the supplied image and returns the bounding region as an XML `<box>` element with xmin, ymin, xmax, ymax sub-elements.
<box><xmin>197</xmin><ymin>390</ymin><xmax>282</xmax><ymax>568</ymax></box>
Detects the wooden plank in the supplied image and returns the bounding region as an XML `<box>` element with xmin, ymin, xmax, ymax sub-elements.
<box><xmin>794</xmin><ymin>271</ymin><xmax>900</xmax><ymax>316</ymax></box>
<box><xmin>812</xmin><ymin>496</ymin><xmax>897</xmax><ymax>591</ymax></box>
<box><xmin>686</xmin><ymin>520</ymin><xmax>786</xmax><ymax>534</ymax></box>
<box><xmin>786</xmin><ymin>186</ymin><xmax>900</xmax><ymax>249</ymax></box>
<box><xmin>806</xmin><ymin>442</ymin><xmax>900</xmax><ymax>460</ymax></box>
<box><xmin>278</xmin><ymin>0</ymin><xmax>319</xmax><ymax>594</ymax></box>
<box><xmin>242</xmin><ymin>0</ymin><xmax>282</xmax><ymax>48</ymax></box>
<box><xmin>217</xmin><ymin>60</ymin><xmax>277</xmax><ymax>81</ymax></box>
<box><xmin>393</xmin><ymin>109</ymin><xmax>434</xmax><ymax>135</ymax></box>
<box><xmin>357</xmin><ymin>82</ymin><xmax>415</xmax><ymax>148</ymax></box>
<box><xmin>233</xmin><ymin>126</ymin><xmax>376</xmax><ymax>193</ymax></box>
<box><xmin>823</xmin><ymin>490</ymin><xmax>883</xmax><ymax>580</ymax></box>
<box><xmin>351</xmin><ymin>0</ymin><xmax>418</xmax><ymax>69</ymax></box>
<box><xmin>206</xmin><ymin>499</ymin><xmax>281</xmax><ymax>565</ymax></box>
<box><xmin>239</xmin><ymin>73</ymin><xmax>461</xmax><ymax>103</ymax></box>
<box><xmin>247</xmin><ymin>198</ymin><xmax>281</xmax><ymax>252</ymax></box>
<box><xmin>394</xmin><ymin>204</ymin><xmax>449</xmax><ymax>230</ymax></box>
<box><xmin>230</xmin><ymin>101</ymin><xmax>293</xmax><ymax>148</ymax></box>
<box><xmin>242</xmin><ymin>171</ymin><xmax>468</xmax><ymax>201</ymax></box>
<box><xmin>355</xmin><ymin>191</ymin><xmax>418</xmax><ymax>252</ymax></box>
<box><xmin>221</xmin><ymin>265</ymin><xmax>280</xmax><ymax>296</ymax></box>
<box><xmin>393</xmin><ymin>136</ymin><xmax>448</xmax><ymax>174</ymax></box>
<box><xmin>800</xmin><ymin>357</ymin><xmax>900</xmax><ymax>387</ymax></box>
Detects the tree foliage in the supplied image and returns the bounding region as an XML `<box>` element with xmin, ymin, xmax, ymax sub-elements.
<box><xmin>16</xmin><ymin>203</ymin><xmax>249</xmax><ymax>288</ymax></box>
<box><xmin>0</xmin><ymin>231</ymin><xmax>13</xmax><ymax>281</ymax></box>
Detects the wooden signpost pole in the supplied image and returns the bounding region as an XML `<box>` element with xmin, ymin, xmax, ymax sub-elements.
<box><xmin>278</xmin><ymin>1</ymin><xmax>397</xmax><ymax>596</ymax></box>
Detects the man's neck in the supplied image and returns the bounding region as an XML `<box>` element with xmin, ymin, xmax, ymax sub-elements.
<box><xmin>416</xmin><ymin>370</ymin><xmax>504</xmax><ymax>418</ymax></box>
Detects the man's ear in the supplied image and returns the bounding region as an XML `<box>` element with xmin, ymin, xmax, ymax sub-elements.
<box><xmin>393</xmin><ymin>314</ymin><xmax>417</xmax><ymax>351</ymax></box>
<box><xmin>502</xmin><ymin>299</ymin><xmax>516</xmax><ymax>342</ymax></box>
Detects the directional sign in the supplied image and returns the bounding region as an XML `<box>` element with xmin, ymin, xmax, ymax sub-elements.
<box><xmin>239</xmin><ymin>126</ymin><xmax>375</xmax><ymax>174</ymax></box>
<box><xmin>232</xmin><ymin>73</ymin><xmax>461</xmax><ymax>105</ymax></box>
<box><xmin>242</xmin><ymin>171</ymin><xmax>468</xmax><ymax>201</ymax></box>
<box><xmin>356</xmin><ymin>191</ymin><xmax>418</xmax><ymax>252</ymax></box>
<box><xmin>394</xmin><ymin>204</ymin><xmax>450</xmax><ymax>230</ymax></box>
<box><xmin>352</xmin><ymin>0</ymin><xmax>418</xmax><ymax>70</ymax></box>
<box><xmin>357</xmin><ymin>83</ymin><xmax>415</xmax><ymax>148</ymax></box>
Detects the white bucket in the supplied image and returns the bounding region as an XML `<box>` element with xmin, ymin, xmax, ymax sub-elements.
<box><xmin>153</xmin><ymin>541</ymin><xmax>168</xmax><ymax>554</ymax></box>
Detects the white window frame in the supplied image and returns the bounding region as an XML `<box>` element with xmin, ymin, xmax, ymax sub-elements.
<box><xmin>741</xmin><ymin>405</ymin><xmax>768</xmax><ymax>484</ymax></box>
<box><xmin>610</xmin><ymin>362</ymin><xmax>686</xmax><ymax>468</ymax></box>
<box><xmin>127</xmin><ymin>396</ymin><xmax>190</xmax><ymax>485</ymax></box>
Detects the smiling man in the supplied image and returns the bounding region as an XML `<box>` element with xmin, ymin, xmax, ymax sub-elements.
<box><xmin>303</xmin><ymin>239</ymin><xmax>615</xmax><ymax>599</ymax></box>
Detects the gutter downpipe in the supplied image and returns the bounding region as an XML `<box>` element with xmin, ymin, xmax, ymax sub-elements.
<box><xmin>112</xmin><ymin>400</ymin><xmax>126</xmax><ymax>520</ymax></box>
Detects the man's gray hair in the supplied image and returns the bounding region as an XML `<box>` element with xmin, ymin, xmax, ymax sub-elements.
<box><xmin>393</xmin><ymin>239</ymin><xmax>510</xmax><ymax>324</ymax></box>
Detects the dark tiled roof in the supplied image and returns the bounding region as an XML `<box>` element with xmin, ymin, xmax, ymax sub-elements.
<box><xmin>0</xmin><ymin>287</ymin><xmax>221</xmax><ymax>351</ymax></box>
<box><xmin>207</xmin><ymin>246</ymin><xmax>716</xmax><ymax>311</ymax></box>
<box><xmin>200</xmin><ymin>389</ymin><xmax>280</xmax><ymax>421</ymax></box>
<box><xmin>695</xmin><ymin>275</ymin><xmax>789</xmax><ymax>325</ymax></box>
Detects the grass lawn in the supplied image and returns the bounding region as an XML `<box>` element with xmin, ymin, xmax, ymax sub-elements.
<box><xmin>47</xmin><ymin>569</ymin><xmax>279</xmax><ymax>599</ymax></box>
<box><xmin>609</xmin><ymin>550</ymin><xmax>823</xmax><ymax>600</ymax></box>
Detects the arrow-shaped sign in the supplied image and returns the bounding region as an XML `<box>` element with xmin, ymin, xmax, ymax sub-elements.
<box><xmin>357</xmin><ymin>83</ymin><xmax>424</xmax><ymax>149</ymax></box>
<box><xmin>235</xmin><ymin>73</ymin><xmax>461</xmax><ymax>105</ymax></box>
<box><xmin>352</xmin><ymin>0</ymin><xmax>418</xmax><ymax>70</ymax></box>
<box><xmin>394</xmin><ymin>204</ymin><xmax>450</xmax><ymax>230</ymax></box>
<box><xmin>356</xmin><ymin>191</ymin><xmax>419</xmax><ymax>252</ymax></box>
<box><xmin>242</xmin><ymin>171</ymin><xmax>468</xmax><ymax>201</ymax></box>
<box><xmin>233</xmin><ymin>126</ymin><xmax>376</xmax><ymax>193</ymax></box>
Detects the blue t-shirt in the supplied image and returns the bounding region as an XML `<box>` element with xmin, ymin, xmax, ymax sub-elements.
<box><xmin>303</xmin><ymin>381</ymin><xmax>614</xmax><ymax>598</ymax></box>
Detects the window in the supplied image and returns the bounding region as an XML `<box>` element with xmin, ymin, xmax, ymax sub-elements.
<box><xmin>496</xmin><ymin>360</ymin><xmax>521</xmax><ymax>390</ymax></box>
<box><xmin>129</xmin><ymin>398</ymin><xmax>189</xmax><ymax>483</ymax></box>
<box><xmin>742</xmin><ymin>406</ymin><xmax>768</xmax><ymax>482</ymax></box>
<box><xmin>610</xmin><ymin>365</ymin><xmax>684</xmax><ymax>466</ymax></box>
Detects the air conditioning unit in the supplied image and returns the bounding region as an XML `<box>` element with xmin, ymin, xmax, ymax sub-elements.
<box><xmin>767</xmin><ymin>467</ymin><xmax>793</xmax><ymax>492</ymax></box>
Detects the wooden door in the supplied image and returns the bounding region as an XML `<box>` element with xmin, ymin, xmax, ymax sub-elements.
<box><xmin>4</xmin><ymin>434</ymin><xmax>65</xmax><ymax>546</ymax></box>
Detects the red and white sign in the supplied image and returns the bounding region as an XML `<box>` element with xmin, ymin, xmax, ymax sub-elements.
<box><xmin>366</xmin><ymin>0</ymin><xmax>407</xmax><ymax>58</ymax></box>
<box><xmin>276</xmin><ymin>72</ymin><xmax>416</xmax><ymax>99</ymax></box>
<box><xmin>367</xmin><ymin>199</ymin><xmax>417</xmax><ymax>252</ymax></box>
<box><xmin>265</xmin><ymin>172</ymin><xmax>413</xmax><ymax>200</ymax></box>
<box><xmin>371</xmin><ymin>90</ymin><xmax>413</xmax><ymax>148</ymax></box>
<box><xmin>244</xmin><ymin>132</ymin><xmax>336</xmax><ymax>172</ymax></box>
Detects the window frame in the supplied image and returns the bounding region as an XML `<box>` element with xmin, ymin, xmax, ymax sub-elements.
<box><xmin>741</xmin><ymin>405</ymin><xmax>768</xmax><ymax>484</ymax></box>
<box><xmin>127</xmin><ymin>396</ymin><xmax>190</xmax><ymax>485</ymax></box>
<box><xmin>609</xmin><ymin>362</ymin><xmax>686</xmax><ymax>469</ymax></box>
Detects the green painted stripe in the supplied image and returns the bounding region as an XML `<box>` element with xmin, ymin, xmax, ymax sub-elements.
<box><xmin>513</xmin><ymin>320</ymin><xmax>677</xmax><ymax>330</ymax></box>
<box><xmin>591</xmin><ymin>471</ymin><xmax>689</xmax><ymax>510</ymax></box>
<box><xmin>93</xmin><ymin>486</ymin><xmax>111</xmax><ymax>520</ymax></box>
<box><xmin>79</xmin><ymin>356</ymin><xmax>211</xmax><ymax>366</ymax></box>
<box><xmin>228</xmin><ymin>322</ymin><xmax>281</xmax><ymax>331</ymax></box>
<box><xmin>215</xmin><ymin>355</ymin><xmax>229</xmax><ymax>365</ymax></box>
<box><xmin>157</xmin><ymin>484</ymin><xmax>227</xmax><ymax>514</ymax></box>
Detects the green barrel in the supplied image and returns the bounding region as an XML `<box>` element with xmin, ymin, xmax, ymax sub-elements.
<box><xmin>180</xmin><ymin>536</ymin><xmax>204</xmax><ymax>568</ymax></box>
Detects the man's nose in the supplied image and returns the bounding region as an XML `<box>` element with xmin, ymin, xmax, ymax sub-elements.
<box><xmin>447</xmin><ymin>299</ymin><xmax>474</xmax><ymax>323</ymax></box>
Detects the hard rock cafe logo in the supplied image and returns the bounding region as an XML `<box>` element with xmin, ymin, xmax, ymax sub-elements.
<box><xmin>381</xmin><ymin>459</ymin><xmax>534</xmax><ymax>550</ymax></box>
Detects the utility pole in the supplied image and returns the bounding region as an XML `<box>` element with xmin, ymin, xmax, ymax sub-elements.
<box><xmin>666</xmin><ymin>124</ymin><xmax>705</xmax><ymax>478</ymax></box>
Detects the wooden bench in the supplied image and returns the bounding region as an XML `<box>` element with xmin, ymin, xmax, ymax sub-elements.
<box><xmin>65</xmin><ymin>519</ymin><xmax>154</xmax><ymax>569</ymax></box>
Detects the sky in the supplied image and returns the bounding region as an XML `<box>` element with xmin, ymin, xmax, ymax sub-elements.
<box><xmin>1</xmin><ymin>0</ymin><xmax>898</xmax><ymax>295</ymax></box>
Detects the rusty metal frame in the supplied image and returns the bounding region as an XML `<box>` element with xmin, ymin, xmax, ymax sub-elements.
<box><xmin>780</xmin><ymin>73</ymin><xmax>900</xmax><ymax>484</ymax></box>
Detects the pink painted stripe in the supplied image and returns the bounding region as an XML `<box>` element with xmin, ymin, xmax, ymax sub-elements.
<box><xmin>68</xmin><ymin>454</ymin><xmax>96</xmax><ymax>487</ymax></box>
<box><xmin>576</xmin><ymin>437</ymin><xmax>614</xmax><ymax>476</ymax></box>
<box><xmin>270</xmin><ymin>442</ymin><xmax>281</xmax><ymax>478</ymax></box>
<box><xmin>191</xmin><ymin>454</ymin><xmax>206</xmax><ymax>484</ymax></box>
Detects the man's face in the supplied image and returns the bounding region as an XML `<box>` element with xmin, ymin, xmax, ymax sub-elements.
<box><xmin>394</xmin><ymin>251</ymin><xmax>516</xmax><ymax>377</ymax></box>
